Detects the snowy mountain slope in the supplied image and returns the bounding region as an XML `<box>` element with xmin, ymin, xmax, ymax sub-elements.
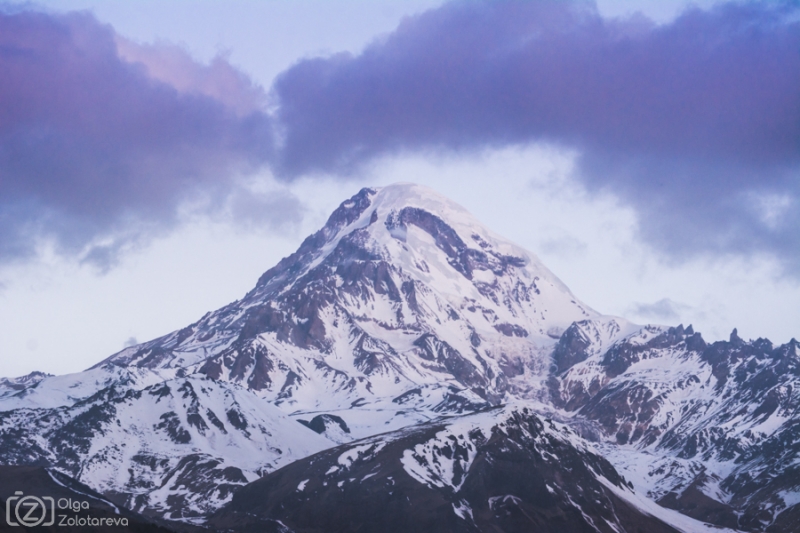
<box><xmin>209</xmin><ymin>405</ymin><xmax>735</xmax><ymax>533</ymax></box>
<box><xmin>0</xmin><ymin>365</ymin><xmax>181</xmax><ymax>410</ymax></box>
<box><xmin>551</xmin><ymin>323</ymin><xmax>800</xmax><ymax>531</ymax></box>
<box><xmin>0</xmin><ymin>373</ymin><xmax>334</xmax><ymax>521</ymax></box>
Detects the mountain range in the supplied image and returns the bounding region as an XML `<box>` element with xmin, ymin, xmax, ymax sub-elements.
<box><xmin>1</xmin><ymin>183</ymin><xmax>797</xmax><ymax>532</ymax></box>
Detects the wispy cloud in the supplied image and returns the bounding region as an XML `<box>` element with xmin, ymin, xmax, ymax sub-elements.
<box><xmin>629</xmin><ymin>298</ymin><xmax>691</xmax><ymax>322</ymax></box>
<box><xmin>270</xmin><ymin>0</ymin><xmax>800</xmax><ymax>272</ymax></box>
<box><xmin>538</xmin><ymin>234</ymin><xmax>588</xmax><ymax>259</ymax></box>
<box><xmin>0</xmin><ymin>8</ymin><xmax>275</xmax><ymax>267</ymax></box>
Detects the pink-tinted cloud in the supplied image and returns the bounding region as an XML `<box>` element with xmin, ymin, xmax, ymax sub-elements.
<box><xmin>0</xmin><ymin>9</ymin><xmax>274</xmax><ymax>267</ymax></box>
<box><xmin>115</xmin><ymin>37</ymin><xmax>265</xmax><ymax>116</ymax></box>
<box><xmin>271</xmin><ymin>0</ymin><xmax>800</xmax><ymax>271</ymax></box>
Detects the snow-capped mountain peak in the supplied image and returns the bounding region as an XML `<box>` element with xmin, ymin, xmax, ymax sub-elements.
<box><xmin>97</xmin><ymin>183</ymin><xmax>601</xmax><ymax>410</ymax></box>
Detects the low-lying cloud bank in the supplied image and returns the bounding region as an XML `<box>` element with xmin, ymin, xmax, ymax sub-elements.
<box><xmin>1</xmin><ymin>1</ymin><xmax>798</xmax><ymax>273</ymax></box>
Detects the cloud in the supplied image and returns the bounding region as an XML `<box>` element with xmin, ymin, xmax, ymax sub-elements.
<box><xmin>270</xmin><ymin>0</ymin><xmax>800</xmax><ymax>272</ymax></box>
<box><xmin>538</xmin><ymin>235</ymin><xmax>588</xmax><ymax>259</ymax></box>
<box><xmin>629</xmin><ymin>298</ymin><xmax>690</xmax><ymax>322</ymax></box>
<box><xmin>3</xmin><ymin>1</ymin><xmax>798</xmax><ymax>275</ymax></box>
<box><xmin>123</xmin><ymin>337</ymin><xmax>138</xmax><ymax>348</ymax></box>
<box><xmin>0</xmin><ymin>8</ymin><xmax>274</xmax><ymax>267</ymax></box>
<box><xmin>115</xmin><ymin>37</ymin><xmax>265</xmax><ymax>116</ymax></box>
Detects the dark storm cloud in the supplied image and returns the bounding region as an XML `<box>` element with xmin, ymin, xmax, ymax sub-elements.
<box><xmin>0</xmin><ymin>8</ymin><xmax>275</xmax><ymax>266</ymax></box>
<box><xmin>271</xmin><ymin>0</ymin><xmax>800</xmax><ymax>271</ymax></box>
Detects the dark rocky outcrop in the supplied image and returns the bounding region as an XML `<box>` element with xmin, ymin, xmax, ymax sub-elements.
<box><xmin>552</xmin><ymin>322</ymin><xmax>593</xmax><ymax>374</ymax></box>
<box><xmin>297</xmin><ymin>414</ymin><xmax>350</xmax><ymax>435</ymax></box>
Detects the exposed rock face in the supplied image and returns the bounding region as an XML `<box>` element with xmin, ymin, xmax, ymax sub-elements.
<box><xmin>552</xmin><ymin>321</ymin><xmax>593</xmax><ymax>374</ymax></box>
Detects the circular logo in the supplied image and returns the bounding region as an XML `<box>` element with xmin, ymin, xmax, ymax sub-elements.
<box><xmin>14</xmin><ymin>495</ymin><xmax>48</xmax><ymax>527</ymax></box>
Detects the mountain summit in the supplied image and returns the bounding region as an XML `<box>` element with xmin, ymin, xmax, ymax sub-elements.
<box><xmin>100</xmin><ymin>183</ymin><xmax>607</xmax><ymax>416</ymax></box>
